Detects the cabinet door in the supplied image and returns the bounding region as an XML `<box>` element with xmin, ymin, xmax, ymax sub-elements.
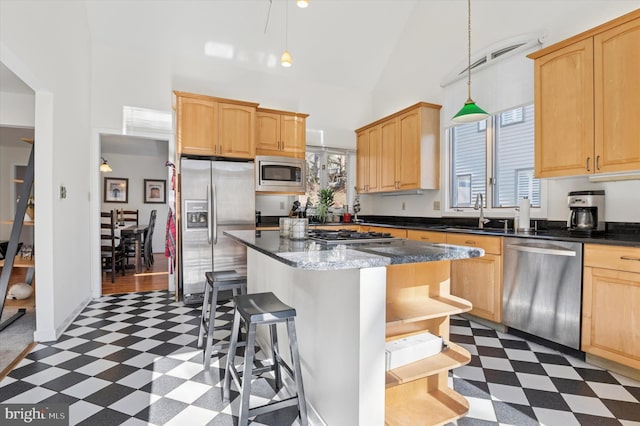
<box><xmin>218</xmin><ymin>103</ymin><xmax>255</xmax><ymax>158</ymax></box>
<box><xmin>177</xmin><ymin>96</ymin><xmax>218</xmax><ymax>156</ymax></box>
<box><xmin>367</xmin><ymin>126</ymin><xmax>381</xmax><ymax>193</ymax></box>
<box><xmin>396</xmin><ymin>109</ymin><xmax>421</xmax><ymax>190</ymax></box>
<box><xmin>281</xmin><ymin>115</ymin><xmax>306</xmax><ymax>158</ymax></box>
<box><xmin>450</xmin><ymin>254</ymin><xmax>502</xmax><ymax>323</ymax></box>
<box><xmin>582</xmin><ymin>266</ymin><xmax>640</xmax><ymax>369</ymax></box>
<box><xmin>256</xmin><ymin>111</ymin><xmax>281</xmax><ymax>153</ymax></box>
<box><xmin>379</xmin><ymin>118</ymin><xmax>398</xmax><ymax>192</ymax></box>
<box><xmin>594</xmin><ymin>18</ymin><xmax>640</xmax><ymax>173</ymax></box>
<box><xmin>533</xmin><ymin>38</ymin><xmax>594</xmax><ymax>177</ymax></box>
<box><xmin>356</xmin><ymin>130</ymin><xmax>369</xmax><ymax>193</ymax></box>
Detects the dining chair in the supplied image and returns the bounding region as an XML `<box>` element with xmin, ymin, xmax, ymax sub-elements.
<box><xmin>119</xmin><ymin>209</ymin><xmax>139</xmax><ymax>268</ymax></box>
<box><xmin>101</xmin><ymin>210</ymin><xmax>125</xmax><ymax>282</ymax></box>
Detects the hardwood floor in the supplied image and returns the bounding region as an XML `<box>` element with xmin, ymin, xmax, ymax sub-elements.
<box><xmin>101</xmin><ymin>253</ymin><xmax>170</xmax><ymax>294</ymax></box>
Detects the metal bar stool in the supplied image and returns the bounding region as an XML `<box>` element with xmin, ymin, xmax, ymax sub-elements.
<box><xmin>223</xmin><ymin>292</ymin><xmax>308</xmax><ymax>426</ymax></box>
<box><xmin>197</xmin><ymin>271</ymin><xmax>247</xmax><ymax>370</ymax></box>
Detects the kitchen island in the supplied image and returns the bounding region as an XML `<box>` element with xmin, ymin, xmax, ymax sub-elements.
<box><xmin>225</xmin><ymin>230</ymin><xmax>484</xmax><ymax>426</ymax></box>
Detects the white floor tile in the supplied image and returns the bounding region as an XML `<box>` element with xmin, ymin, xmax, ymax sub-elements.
<box><xmin>21</xmin><ymin>366</ymin><xmax>69</xmax><ymax>386</ymax></box>
<box><xmin>75</xmin><ymin>359</ymin><xmax>119</xmax><ymax>376</ymax></box>
<box><xmin>166</xmin><ymin>361</ymin><xmax>204</xmax><ymax>379</ymax></box>
<box><xmin>51</xmin><ymin>337</ymin><xmax>89</xmax><ymax>349</ymax></box>
<box><xmin>588</xmin><ymin>381</ymin><xmax>638</xmax><ymax>402</ymax></box>
<box><xmin>562</xmin><ymin>393</ymin><xmax>615</xmax><ymax>417</ymax></box>
<box><xmin>466</xmin><ymin>396</ymin><xmax>498</xmax><ymax>421</ymax></box>
<box><xmin>109</xmin><ymin>390</ymin><xmax>161</xmax><ymax>416</ymax></box>
<box><xmin>480</xmin><ymin>356</ymin><xmax>514</xmax><ymax>372</ymax></box>
<box><xmin>165</xmin><ymin>381</ymin><xmax>211</xmax><ymax>404</ymax></box>
<box><xmin>488</xmin><ymin>382</ymin><xmax>529</xmax><ymax>405</ymax></box>
<box><xmin>505</xmin><ymin>348</ymin><xmax>539</xmax><ymax>363</ymax></box>
<box><xmin>533</xmin><ymin>407</ymin><xmax>580</xmax><ymax>426</ymax></box>
<box><xmin>452</xmin><ymin>365</ymin><xmax>486</xmax><ymax>382</ymax></box>
<box><xmin>541</xmin><ymin>364</ymin><xmax>583</xmax><ymax>380</ymax></box>
<box><xmin>135</xmin><ymin>318</ymin><xmax>165</xmax><ymax>328</ymax></box>
<box><xmin>40</xmin><ymin>350</ymin><xmax>80</xmax><ymax>366</ymax></box>
<box><xmin>474</xmin><ymin>336</ymin><xmax>503</xmax><ymax>348</ymax></box>
<box><xmin>85</xmin><ymin>344</ymin><xmax>123</xmax><ymax>358</ymax></box>
<box><xmin>611</xmin><ymin>372</ymin><xmax>640</xmax><ymax>387</ymax></box>
<box><xmin>93</xmin><ymin>332</ymin><xmax>128</xmax><ymax>344</ymax></box>
<box><xmin>61</xmin><ymin>377</ymin><xmax>111</xmax><ymax>399</ymax></box>
<box><xmin>123</xmin><ymin>352</ymin><xmax>162</xmax><ymax>368</ymax></box>
<box><xmin>68</xmin><ymin>400</ymin><xmax>103</xmax><ymax>425</ymax></box>
<box><xmin>116</xmin><ymin>369</ymin><xmax>161</xmax><ymax>388</ymax></box>
<box><xmin>515</xmin><ymin>372</ymin><xmax>558</xmax><ymax>392</ymax></box>
<box><xmin>128</xmin><ymin>338</ymin><xmax>164</xmax><ymax>352</ymax></box>
<box><xmin>450</xmin><ymin>325</ymin><xmax>473</xmax><ymax>336</ymax></box>
<box><xmin>163</xmin><ymin>405</ymin><xmax>218</xmax><ymax>426</ymax></box>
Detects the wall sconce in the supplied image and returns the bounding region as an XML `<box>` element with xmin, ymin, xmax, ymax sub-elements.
<box><xmin>100</xmin><ymin>157</ymin><xmax>113</xmax><ymax>173</ymax></box>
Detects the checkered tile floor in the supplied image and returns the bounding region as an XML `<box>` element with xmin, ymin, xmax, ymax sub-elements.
<box><xmin>1</xmin><ymin>291</ymin><xmax>639</xmax><ymax>425</ymax></box>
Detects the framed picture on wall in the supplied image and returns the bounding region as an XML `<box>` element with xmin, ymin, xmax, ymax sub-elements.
<box><xmin>104</xmin><ymin>177</ymin><xmax>128</xmax><ymax>203</ymax></box>
<box><xmin>144</xmin><ymin>179</ymin><xmax>166</xmax><ymax>204</ymax></box>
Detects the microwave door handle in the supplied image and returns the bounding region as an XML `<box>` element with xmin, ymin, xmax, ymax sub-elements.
<box><xmin>211</xmin><ymin>184</ymin><xmax>218</xmax><ymax>244</ymax></box>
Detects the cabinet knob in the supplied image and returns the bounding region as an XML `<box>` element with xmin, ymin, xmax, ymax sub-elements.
<box><xmin>620</xmin><ymin>256</ymin><xmax>640</xmax><ymax>262</ymax></box>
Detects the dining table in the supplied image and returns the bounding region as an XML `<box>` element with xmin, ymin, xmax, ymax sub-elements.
<box><xmin>117</xmin><ymin>224</ymin><xmax>149</xmax><ymax>274</ymax></box>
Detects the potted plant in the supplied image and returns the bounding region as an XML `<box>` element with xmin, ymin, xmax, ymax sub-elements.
<box><xmin>316</xmin><ymin>188</ymin><xmax>335</xmax><ymax>223</ymax></box>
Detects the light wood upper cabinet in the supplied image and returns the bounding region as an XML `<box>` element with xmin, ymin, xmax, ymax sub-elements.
<box><xmin>174</xmin><ymin>91</ymin><xmax>258</xmax><ymax>158</ymax></box>
<box><xmin>529</xmin><ymin>11</ymin><xmax>640</xmax><ymax>177</ymax></box>
<box><xmin>256</xmin><ymin>108</ymin><xmax>308</xmax><ymax>159</ymax></box>
<box><xmin>594</xmin><ymin>18</ymin><xmax>640</xmax><ymax>173</ymax></box>
<box><xmin>356</xmin><ymin>125</ymin><xmax>380</xmax><ymax>193</ymax></box>
<box><xmin>447</xmin><ymin>233</ymin><xmax>502</xmax><ymax>323</ymax></box>
<box><xmin>175</xmin><ymin>95</ymin><xmax>219</xmax><ymax>156</ymax></box>
<box><xmin>355</xmin><ymin>102</ymin><xmax>440</xmax><ymax>193</ymax></box>
<box><xmin>219</xmin><ymin>103</ymin><xmax>256</xmax><ymax>158</ymax></box>
<box><xmin>582</xmin><ymin>244</ymin><xmax>640</xmax><ymax>370</ymax></box>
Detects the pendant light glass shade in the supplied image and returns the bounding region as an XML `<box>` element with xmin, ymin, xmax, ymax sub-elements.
<box><xmin>100</xmin><ymin>157</ymin><xmax>112</xmax><ymax>173</ymax></box>
<box><xmin>281</xmin><ymin>50</ymin><xmax>293</xmax><ymax>67</ymax></box>
<box><xmin>452</xmin><ymin>100</ymin><xmax>489</xmax><ymax>123</ymax></box>
<box><xmin>452</xmin><ymin>0</ymin><xmax>489</xmax><ymax>123</ymax></box>
<box><xmin>296</xmin><ymin>0</ymin><xmax>309</xmax><ymax>8</ymax></box>
<box><xmin>281</xmin><ymin>0</ymin><xmax>292</xmax><ymax>67</ymax></box>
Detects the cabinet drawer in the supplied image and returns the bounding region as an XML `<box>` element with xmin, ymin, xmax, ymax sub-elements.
<box><xmin>407</xmin><ymin>230</ymin><xmax>447</xmax><ymax>244</ymax></box>
<box><xmin>446</xmin><ymin>233</ymin><xmax>501</xmax><ymax>255</ymax></box>
<box><xmin>584</xmin><ymin>244</ymin><xmax>640</xmax><ymax>273</ymax></box>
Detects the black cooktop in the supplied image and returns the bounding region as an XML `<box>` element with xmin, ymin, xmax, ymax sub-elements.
<box><xmin>308</xmin><ymin>229</ymin><xmax>396</xmax><ymax>244</ymax></box>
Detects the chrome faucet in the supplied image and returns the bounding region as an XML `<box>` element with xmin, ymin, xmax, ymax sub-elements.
<box><xmin>474</xmin><ymin>193</ymin><xmax>490</xmax><ymax>228</ymax></box>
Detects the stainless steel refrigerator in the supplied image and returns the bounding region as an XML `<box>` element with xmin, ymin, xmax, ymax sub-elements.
<box><xmin>179</xmin><ymin>158</ymin><xmax>255</xmax><ymax>305</ymax></box>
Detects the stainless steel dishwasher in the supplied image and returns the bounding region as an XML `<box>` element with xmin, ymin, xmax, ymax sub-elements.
<box><xmin>502</xmin><ymin>238</ymin><xmax>583</xmax><ymax>349</ymax></box>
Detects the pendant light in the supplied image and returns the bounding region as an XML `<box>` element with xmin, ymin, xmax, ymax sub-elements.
<box><xmin>452</xmin><ymin>0</ymin><xmax>489</xmax><ymax>123</ymax></box>
<box><xmin>100</xmin><ymin>157</ymin><xmax>112</xmax><ymax>173</ymax></box>
<box><xmin>296</xmin><ymin>0</ymin><xmax>309</xmax><ymax>8</ymax></box>
<box><xmin>281</xmin><ymin>0</ymin><xmax>292</xmax><ymax>67</ymax></box>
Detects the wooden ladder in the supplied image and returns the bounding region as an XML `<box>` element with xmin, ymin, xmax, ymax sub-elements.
<box><xmin>0</xmin><ymin>138</ymin><xmax>34</xmax><ymax>332</ymax></box>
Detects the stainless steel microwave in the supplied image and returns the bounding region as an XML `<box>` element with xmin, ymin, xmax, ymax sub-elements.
<box><xmin>255</xmin><ymin>155</ymin><xmax>306</xmax><ymax>193</ymax></box>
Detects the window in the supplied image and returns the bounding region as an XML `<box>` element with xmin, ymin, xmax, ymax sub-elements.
<box><xmin>299</xmin><ymin>147</ymin><xmax>352</xmax><ymax>210</ymax></box>
<box><xmin>449</xmin><ymin>104</ymin><xmax>540</xmax><ymax>209</ymax></box>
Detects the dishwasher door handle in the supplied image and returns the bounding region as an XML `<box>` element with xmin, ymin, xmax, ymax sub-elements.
<box><xmin>507</xmin><ymin>244</ymin><xmax>577</xmax><ymax>257</ymax></box>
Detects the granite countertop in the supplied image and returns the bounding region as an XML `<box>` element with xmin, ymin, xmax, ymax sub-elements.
<box><xmin>225</xmin><ymin>230</ymin><xmax>484</xmax><ymax>271</ymax></box>
<box><xmin>359</xmin><ymin>221</ymin><xmax>640</xmax><ymax>247</ymax></box>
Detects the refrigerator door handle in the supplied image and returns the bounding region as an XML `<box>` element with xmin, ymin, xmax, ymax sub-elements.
<box><xmin>206</xmin><ymin>184</ymin><xmax>212</xmax><ymax>244</ymax></box>
<box><xmin>212</xmin><ymin>184</ymin><xmax>218</xmax><ymax>244</ymax></box>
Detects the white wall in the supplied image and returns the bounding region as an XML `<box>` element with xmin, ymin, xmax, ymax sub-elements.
<box><xmin>100</xmin><ymin>152</ymin><xmax>169</xmax><ymax>254</ymax></box>
<box><xmin>362</xmin><ymin>1</ymin><xmax>640</xmax><ymax>223</ymax></box>
<box><xmin>1</xmin><ymin>0</ymin><xmax>93</xmax><ymax>340</ymax></box>
<box><xmin>0</xmin><ymin>92</ymin><xmax>34</xmax><ymax>127</ymax></box>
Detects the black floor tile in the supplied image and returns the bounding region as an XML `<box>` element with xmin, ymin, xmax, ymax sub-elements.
<box><xmin>134</xmin><ymin>397</ymin><xmax>188</xmax><ymax>424</ymax></box>
<box><xmin>575</xmin><ymin>367</ymin><xmax>620</xmax><ymax>384</ymax></box>
<box><xmin>42</xmin><ymin>371</ymin><xmax>91</xmax><ymax>392</ymax></box>
<box><xmin>77</xmin><ymin>408</ymin><xmax>132</xmax><ymax>426</ymax></box>
<box><xmin>573</xmin><ymin>413</ymin><xmax>622</xmax><ymax>426</ymax></box>
<box><xmin>83</xmin><ymin>383</ymin><xmax>136</xmax><ymax>406</ymax></box>
<box><xmin>94</xmin><ymin>364</ymin><xmax>139</xmax><ymax>382</ymax></box>
<box><xmin>535</xmin><ymin>352</ymin><xmax>572</xmax><ymax>366</ymax></box>
<box><xmin>511</xmin><ymin>360</ymin><xmax>548</xmax><ymax>375</ymax></box>
<box><xmin>57</xmin><ymin>355</ymin><xmax>101</xmax><ymax>370</ymax></box>
<box><xmin>476</xmin><ymin>346</ymin><xmax>507</xmax><ymax>359</ymax></box>
<box><xmin>551</xmin><ymin>377</ymin><xmax>598</xmax><ymax>396</ymax></box>
<box><xmin>602</xmin><ymin>398</ymin><xmax>640</xmax><ymax>422</ymax></box>
<box><xmin>492</xmin><ymin>401</ymin><xmax>539</xmax><ymax>426</ymax></box>
<box><xmin>499</xmin><ymin>339</ymin><xmax>530</xmax><ymax>350</ymax></box>
<box><xmin>524</xmin><ymin>388</ymin><xmax>572</xmax><ymax>410</ymax></box>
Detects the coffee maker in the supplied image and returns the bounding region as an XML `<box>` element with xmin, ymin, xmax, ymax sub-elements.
<box><xmin>567</xmin><ymin>190</ymin><xmax>605</xmax><ymax>236</ymax></box>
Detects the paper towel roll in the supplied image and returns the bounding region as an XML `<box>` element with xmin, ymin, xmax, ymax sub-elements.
<box><xmin>519</xmin><ymin>197</ymin><xmax>531</xmax><ymax>230</ymax></box>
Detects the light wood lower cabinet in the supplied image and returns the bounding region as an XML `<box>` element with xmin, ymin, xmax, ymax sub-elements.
<box><xmin>385</xmin><ymin>261</ymin><xmax>472</xmax><ymax>425</ymax></box>
<box><xmin>582</xmin><ymin>244</ymin><xmax>640</xmax><ymax>370</ymax></box>
<box><xmin>407</xmin><ymin>229</ymin><xmax>447</xmax><ymax>244</ymax></box>
<box><xmin>447</xmin><ymin>233</ymin><xmax>503</xmax><ymax>323</ymax></box>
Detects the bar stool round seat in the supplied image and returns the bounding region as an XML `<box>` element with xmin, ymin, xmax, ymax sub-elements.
<box><xmin>197</xmin><ymin>271</ymin><xmax>247</xmax><ymax>370</ymax></box>
<box><xmin>223</xmin><ymin>292</ymin><xmax>307</xmax><ymax>426</ymax></box>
